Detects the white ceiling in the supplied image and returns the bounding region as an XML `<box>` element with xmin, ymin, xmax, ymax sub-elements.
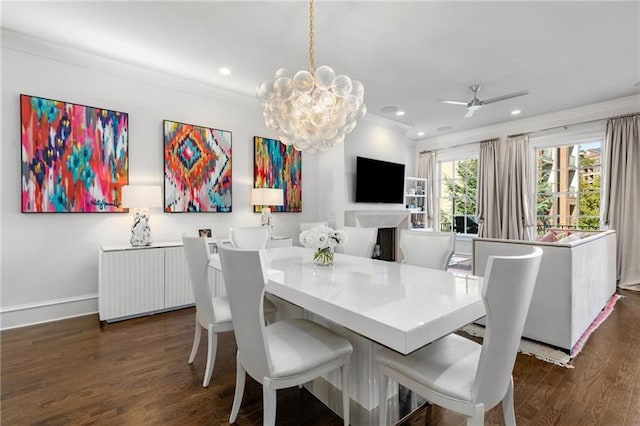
<box><xmin>2</xmin><ymin>1</ymin><xmax>639</xmax><ymax>140</ymax></box>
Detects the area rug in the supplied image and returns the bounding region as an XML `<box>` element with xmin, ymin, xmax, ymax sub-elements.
<box><xmin>460</xmin><ymin>294</ymin><xmax>622</xmax><ymax>368</ymax></box>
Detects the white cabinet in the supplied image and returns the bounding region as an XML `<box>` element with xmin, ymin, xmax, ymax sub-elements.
<box><xmin>404</xmin><ymin>177</ymin><xmax>428</xmax><ymax>230</ymax></box>
<box><xmin>99</xmin><ymin>241</ymin><xmax>210</xmax><ymax>322</ymax></box>
<box><xmin>99</xmin><ymin>237</ymin><xmax>293</xmax><ymax>322</ymax></box>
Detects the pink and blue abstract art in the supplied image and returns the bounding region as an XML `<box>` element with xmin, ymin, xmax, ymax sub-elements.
<box><xmin>164</xmin><ymin>120</ymin><xmax>232</xmax><ymax>212</ymax></box>
<box><xmin>20</xmin><ymin>94</ymin><xmax>129</xmax><ymax>213</ymax></box>
<box><xmin>254</xmin><ymin>136</ymin><xmax>301</xmax><ymax>212</ymax></box>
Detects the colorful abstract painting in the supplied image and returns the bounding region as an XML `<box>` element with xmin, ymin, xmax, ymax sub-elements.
<box><xmin>20</xmin><ymin>94</ymin><xmax>129</xmax><ymax>213</ymax></box>
<box><xmin>254</xmin><ymin>136</ymin><xmax>301</xmax><ymax>212</ymax></box>
<box><xmin>164</xmin><ymin>120</ymin><xmax>232</xmax><ymax>212</ymax></box>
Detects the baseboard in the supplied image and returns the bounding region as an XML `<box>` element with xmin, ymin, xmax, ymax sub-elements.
<box><xmin>0</xmin><ymin>294</ymin><xmax>98</xmax><ymax>330</ymax></box>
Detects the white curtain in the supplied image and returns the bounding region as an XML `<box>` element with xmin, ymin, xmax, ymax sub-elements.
<box><xmin>477</xmin><ymin>139</ymin><xmax>502</xmax><ymax>238</ymax></box>
<box><xmin>602</xmin><ymin>114</ymin><xmax>640</xmax><ymax>291</ymax></box>
<box><xmin>476</xmin><ymin>136</ymin><xmax>535</xmax><ymax>240</ymax></box>
<box><xmin>417</xmin><ymin>151</ymin><xmax>436</xmax><ymax>229</ymax></box>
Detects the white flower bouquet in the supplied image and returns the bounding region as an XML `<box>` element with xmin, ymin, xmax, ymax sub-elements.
<box><xmin>299</xmin><ymin>225</ymin><xmax>347</xmax><ymax>265</ymax></box>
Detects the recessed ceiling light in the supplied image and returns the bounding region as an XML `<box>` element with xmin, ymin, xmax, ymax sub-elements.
<box><xmin>395</xmin><ymin>110</ymin><xmax>405</xmax><ymax>116</ymax></box>
<box><xmin>437</xmin><ymin>126</ymin><xmax>452</xmax><ymax>132</ymax></box>
<box><xmin>219</xmin><ymin>67</ymin><xmax>231</xmax><ymax>76</ymax></box>
<box><xmin>511</xmin><ymin>109</ymin><xmax>522</xmax><ymax>115</ymax></box>
<box><xmin>417</xmin><ymin>131</ymin><xmax>425</xmax><ymax>137</ymax></box>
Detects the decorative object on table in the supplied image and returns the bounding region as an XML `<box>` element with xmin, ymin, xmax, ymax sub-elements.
<box><xmin>250</xmin><ymin>188</ymin><xmax>284</xmax><ymax>237</ymax></box>
<box><xmin>198</xmin><ymin>228</ymin><xmax>212</xmax><ymax>238</ymax></box>
<box><xmin>255</xmin><ymin>0</ymin><xmax>366</xmax><ymax>153</ymax></box>
<box><xmin>20</xmin><ymin>94</ymin><xmax>129</xmax><ymax>213</ymax></box>
<box><xmin>163</xmin><ymin>119</ymin><xmax>232</xmax><ymax>212</ymax></box>
<box><xmin>254</xmin><ymin>136</ymin><xmax>302</xmax><ymax>212</ymax></box>
<box><xmin>299</xmin><ymin>225</ymin><xmax>347</xmax><ymax>266</ymax></box>
<box><xmin>122</xmin><ymin>185</ymin><xmax>162</xmax><ymax>246</ymax></box>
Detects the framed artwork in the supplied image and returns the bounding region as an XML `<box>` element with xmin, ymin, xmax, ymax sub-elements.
<box><xmin>164</xmin><ymin>120</ymin><xmax>232</xmax><ymax>212</ymax></box>
<box><xmin>20</xmin><ymin>94</ymin><xmax>129</xmax><ymax>213</ymax></box>
<box><xmin>254</xmin><ymin>136</ymin><xmax>301</xmax><ymax>212</ymax></box>
<box><xmin>198</xmin><ymin>228</ymin><xmax>212</xmax><ymax>238</ymax></box>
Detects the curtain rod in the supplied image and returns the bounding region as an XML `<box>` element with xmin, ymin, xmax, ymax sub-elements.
<box><xmin>420</xmin><ymin>111</ymin><xmax>639</xmax><ymax>153</ymax></box>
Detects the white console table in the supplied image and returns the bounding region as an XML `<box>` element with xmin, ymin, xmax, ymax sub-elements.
<box><xmin>99</xmin><ymin>236</ymin><xmax>292</xmax><ymax>322</ymax></box>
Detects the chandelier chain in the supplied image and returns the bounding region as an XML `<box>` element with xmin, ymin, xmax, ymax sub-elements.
<box><xmin>309</xmin><ymin>0</ymin><xmax>315</xmax><ymax>72</ymax></box>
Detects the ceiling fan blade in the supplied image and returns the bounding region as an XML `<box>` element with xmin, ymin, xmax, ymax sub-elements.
<box><xmin>436</xmin><ymin>99</ymin><xmax>468</xmax><ymax>106</ymax></box>
<box><xmin>481</xmin><ymin>90</ymin><xmax>529</xmax><ymax>105</ymax></box>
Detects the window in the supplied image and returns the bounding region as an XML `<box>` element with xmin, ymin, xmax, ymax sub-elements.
<box><xmin>536</xmin><ymin>141</ymin><xmax>602</xmax><ymax>234</ymax></box>
<box><xmin>440</xmin><ymin>158</ymin><xmax>478</xmax><ymax>234</ymax></box>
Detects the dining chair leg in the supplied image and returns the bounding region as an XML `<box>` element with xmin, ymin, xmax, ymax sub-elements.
<box><xmin>188</xmin><ymin>321</ymin><xmax>201</xmax><ymax>364</ymax></box>
<box><xmin>467</xmin><ymin>404</ymin><xmax>484</xmax><ymax>426</ymax></box>
<box><xmin>378</xmin><ymin>369</ymin><xmax>389</xmax><ymax>426</ymax></box>
<box><xmin>502</xmin><ymin>376</ymin><xmax>516</xmax><ymax>426</ymax></box>
<box><xmin>229</xmin><ymin>352</ymin><xmax>246</xmax><ymax>423</ymax></box>
<box><xmin>202</xmin><ymin>327</ymin><xmax>217</xmax><ymax>387</ymax></box>
<box><xmin>262</xmin><ymin>379</ymin><xmax>277</xmax><ymax>426</ymax></box>
<box><xmin>341</xmin><ymin>364</ymin><xmax>350</xmax><ymax>426</ymax></box>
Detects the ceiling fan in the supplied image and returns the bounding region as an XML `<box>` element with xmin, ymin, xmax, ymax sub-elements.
<box><xmin>436</xmin><ymin>85</ymin><xmax>529</xmax><ymax>118</ymax></box>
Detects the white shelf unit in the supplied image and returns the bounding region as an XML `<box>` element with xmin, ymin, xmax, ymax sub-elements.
<box><xmin>404</xmin><ymin>176</ymin><xmax>428</xmax><ymax>230</ymax></box>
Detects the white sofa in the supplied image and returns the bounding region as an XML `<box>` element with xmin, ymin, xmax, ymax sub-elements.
<box><xmin>472</xmin><ymin>230</ymin><xmax>616</xmax><ymax>352</ymax></box>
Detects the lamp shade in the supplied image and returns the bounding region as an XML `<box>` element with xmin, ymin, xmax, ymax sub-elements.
<box><xmin>250</xmin><ymin>188</ymin><xmax>284</xmax><ymax>206</ymax></box>
<box><xmin>122</xmin><ymin>185</ymin><xmax>163</xmax><ymax>208</ymax></box>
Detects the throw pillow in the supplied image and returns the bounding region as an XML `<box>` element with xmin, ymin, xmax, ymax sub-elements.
<box><xmin>537</xmin><ymin>231</ymin><xmax>559</xmax><ymax>242</ymax></box>
<box><xmin>558</xmin><ymin>233</ymin><xmax>582</xmax><ymax>243</ymax></box>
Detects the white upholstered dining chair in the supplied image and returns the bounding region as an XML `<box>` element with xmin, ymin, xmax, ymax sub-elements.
<box><xmin>229</xmin><ymin>226</ymin><xmax>270</xmax><ymax>250</ymax></box>
<box><xmin>299</xmin><ymin>221</ymin><xmax>329</xmax><ymax>232</ymax></box>
<box><xmin>399</xmin><ymin>230</ymin><xmax>456</xmax><ymax>270</ymax></box>
<box><xmin>217</xmin><ymin>245</ymin><xmax>353</xmax><ymax>426</ymax></box>
<box><xmin>335</xmin><ymin>226</ymin><xmax>378</xmax><ymax>258</ymax></box>
<box><xmin>377</xmin><ymin>247</ymin><xmax>542</xmax><ymax>425</ymax></box>
<box><xmin>183</xmin><ymin>234</ymin><xmax>276</xmax><ymax>387</ymax></box>
<box><xmin>182</xmin><ymin>235</ymin><xmax>234</xmax><ymax>388</ymax></box>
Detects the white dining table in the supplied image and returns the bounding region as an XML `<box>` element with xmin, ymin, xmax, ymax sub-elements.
<box><xmin>209</xmin><ymin>245</ymin><xmax>484</xmax><ymax>424</ymax></box>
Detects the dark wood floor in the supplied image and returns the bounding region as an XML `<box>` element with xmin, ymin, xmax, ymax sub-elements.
<box><xmin>2</xmin><ymin>290</ymin><xmax>639</xmax><ymax>425</ymax></box>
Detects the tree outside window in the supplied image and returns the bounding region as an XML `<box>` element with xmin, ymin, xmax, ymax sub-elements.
<box><xmin>440</xmin><ymin>158</ymin><xmax>478</xmax><ymax>234</ymax></box>
<box><xmin>536</xmin><ymin>141</ymin><xmax>602</xmax><ymax>234</ymax></box>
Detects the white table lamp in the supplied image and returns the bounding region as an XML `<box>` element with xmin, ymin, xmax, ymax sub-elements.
<box><xmin>122</xmin><ymin>185</ymin><xmax>163</xmax><ymax>246</ymax></box>
<box><xmin>251</xmin><ymin>188</ymin><xmax>284</xmax><ymax>237</ymax></box>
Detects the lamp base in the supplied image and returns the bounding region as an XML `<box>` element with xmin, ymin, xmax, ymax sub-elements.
<box><xmin>130</xmin><ymin>210</ymin><xmax>152</xmax><ymax>247</ymax></box>
<box><xmin>261</xmin><ymin>207</ymin><xmax>273</xmax><ymax>238</ymax></box>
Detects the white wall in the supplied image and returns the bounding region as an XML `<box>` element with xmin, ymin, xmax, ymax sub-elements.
<box><xmin>0</xmin><ymin>31</ymin><xmax>323</xmax><ymax>328</ymax></box>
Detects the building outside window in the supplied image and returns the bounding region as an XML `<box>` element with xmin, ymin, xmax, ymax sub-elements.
<box><xmin>440</xmin><ymin>158</ymin><xmax>478</xmax><ymax>234</ymax></box>
<box><xmin>536</xmin><ymin>141</ymin><xmax>602</xmax><ymax>234</ymax></box>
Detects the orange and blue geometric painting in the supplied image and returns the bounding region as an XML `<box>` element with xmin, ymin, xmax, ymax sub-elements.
<box><xmin>164</xmin><ymin>120</ymin><xmax>232</xmax><ymax>212</ymax></box>
<box><xmin>254</xmin><ymin>136</ymin><xmax>301</xmax><ymax>212</ymax></box>
<box><xmin>20</xmin><ymin>94</ymin><xmax>129</xmax><ymax>213</ymax></box>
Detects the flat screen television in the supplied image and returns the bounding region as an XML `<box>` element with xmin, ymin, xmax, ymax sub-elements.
<box><xmin>355</xmin><ymin>156</ymin><xmax>405</xmax><ymax>203</ymax></box>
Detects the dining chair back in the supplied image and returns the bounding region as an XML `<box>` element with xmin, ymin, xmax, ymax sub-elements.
<box><xmin>218</xmin><ymin>245</ymin><xmax>353</xmax><ymax>426</ymax></box>
<box><xmin>377</xmin><ymin>247</ymin><xmax>542</xmax><ymax>425</ymax></box>
<box><xmin>473</xmin><ymin>247</ymin><xmax>543</xmax><ymax>409</ymax></box>
<box><xmin>182</xmin><ymin>235</ymin><xmax>234</xmax><ymax>387</ymax></box>
<box><xmin>399</xmin><ymin>230</ymin><xmax>456</xmax><ymax>270</ymax></box>
<box><xmin>229</xmin><ymin>226</ymin><xmax>269</xmax><ymax>250</ymax></box>
<box><xmin>335</xmin><ymin>226</ymin><xmax>378</xmax><ymax>258</ymax></box>
<box><xmin>299</xmin><ymin>221</ymin><xmax>329</xmax><ymax>232</ymax></box>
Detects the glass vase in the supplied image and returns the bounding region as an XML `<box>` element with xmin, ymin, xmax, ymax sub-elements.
<box><xmin>314</xmin><ymin>247</ymin><xmax>334</xmax><ymax>266</ymax></box>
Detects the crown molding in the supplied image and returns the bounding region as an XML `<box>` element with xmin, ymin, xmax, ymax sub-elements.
<box><xmin>1</xmin><ymin>29</ymin><xmax>258</xmax><ymax>106</ymax></box>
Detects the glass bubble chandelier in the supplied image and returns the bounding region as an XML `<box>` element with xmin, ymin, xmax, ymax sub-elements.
<box><xmin>256</xmin><ymin>0</ymin><xmax>366</xmax><ymax>153</ymax></box>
